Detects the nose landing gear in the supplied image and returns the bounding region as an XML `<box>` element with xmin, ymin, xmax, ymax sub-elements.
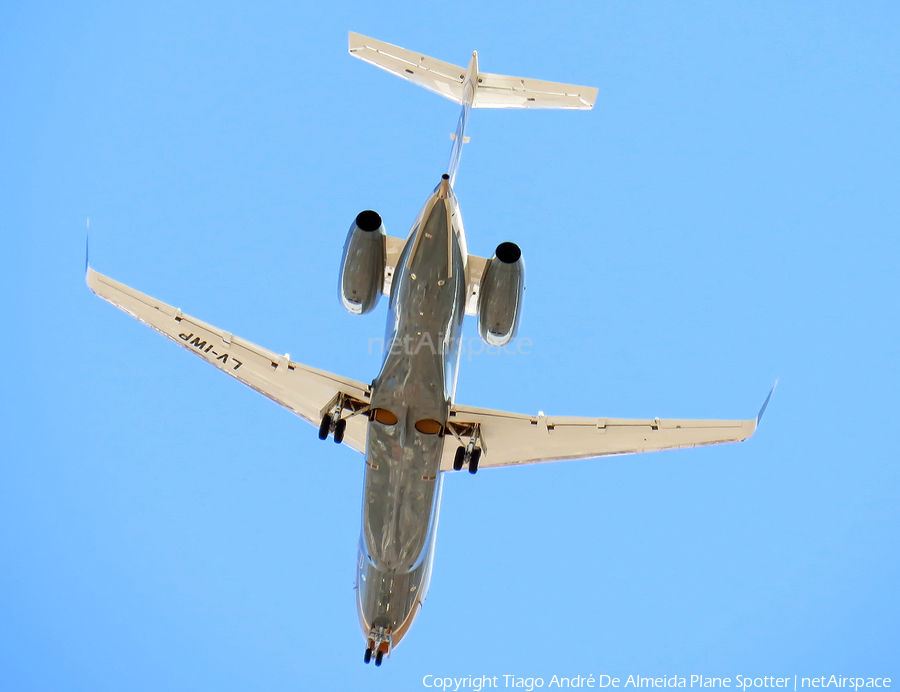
<box><xmin>363</xmin><ymin>627</ymin><xmax>391</xmax><ymax>666</ymax></box>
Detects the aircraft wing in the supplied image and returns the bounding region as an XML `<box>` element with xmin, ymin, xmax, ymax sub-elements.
<box><xmin>87</xmin><ymin>267</ymin><xmax>371</xmax><ymax>454</ymax></box>
<box><xmin>440</xmin><ymin>403</ymin><xmax>759</xmax><ymax>471</ymax></box>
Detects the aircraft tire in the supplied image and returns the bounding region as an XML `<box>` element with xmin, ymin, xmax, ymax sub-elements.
<box><xmin>364</xmin><ymin>648</ymin><xmax>372</xmax><ymax>664</ymax></box>
<box><xmin>375</xmin><ymin>650</ymin><xmax>384</xmax><ymax>666</ymax></box>
<box><xmin>318</xmin><ymin>414</ymin><xmax>332</xmax><ymax>440</ymax></box>
<box><xmin>453</xmin><ymin>446</ymin><xmax>465</xmax><ymax>471</ymax></box>
<box><xmin>469</xmin><ymin>448</ymin><xmax>481</xmax><ymax>474</ymax></box>
<box><xmin>333</xmin><ymin>418</ymin><xmax>347</xmax><ymax>444</ymax></box>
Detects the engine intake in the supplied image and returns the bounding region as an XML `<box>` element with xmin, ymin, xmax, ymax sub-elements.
<box><xmin>339</xmin><ymin>211</ymin><xmax>386</xmax><ymax>315</ymax></box>
<box><xmin>477</xmin><ymin>242</ymin><xmax>524</xmax><ymax>346</ymax></box>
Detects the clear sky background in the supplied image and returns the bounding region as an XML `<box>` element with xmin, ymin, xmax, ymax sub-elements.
<box><xmin>1</xmin><ymin>1</ymin><xmax>898</xmax><ymax>690</ymax></box>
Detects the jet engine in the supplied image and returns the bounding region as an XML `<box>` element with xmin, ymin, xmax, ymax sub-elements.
<box><xmin>339</xmin><ymin>210</ymin><xmax>386</xmax><ymax>315</ymax></box>
<box><xmin>477</xmin><ymin>242</ymin><xmax>525</xmax><ymax>346</ymax></box>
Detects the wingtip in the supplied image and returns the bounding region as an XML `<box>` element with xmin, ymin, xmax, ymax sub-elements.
<box><xmin>84</xmin><ymin>225</ymin><xmax>100</xmax><ymax>294</ymax></box>
<box><xmin>756</xmin><ymin>379</ymin><xmax>778</xmax><ymax>426</ymax></box>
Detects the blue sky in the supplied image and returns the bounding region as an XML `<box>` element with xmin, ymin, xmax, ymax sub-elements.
<box><xmin>1</xmin><ymin>1</ymin><xmax>897</xmax><ymax>690</ymax></box>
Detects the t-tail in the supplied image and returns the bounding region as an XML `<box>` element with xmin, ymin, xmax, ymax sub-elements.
<box><xmin>348</xmin><ymin>32</ymin><xmax>598</xmax><ymax>186</ymax></box>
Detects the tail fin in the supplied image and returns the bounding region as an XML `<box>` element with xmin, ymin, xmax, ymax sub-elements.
<box><xmin>348</xmin><ymin>32</ymin><xmax>597</xmax><ymax>110</ymax></box>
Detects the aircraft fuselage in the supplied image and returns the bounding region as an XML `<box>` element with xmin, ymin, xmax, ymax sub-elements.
<box><xmin>356</xmin><ymin>176</ymin><xmax>467</xmax><ymax>651</ymax></box>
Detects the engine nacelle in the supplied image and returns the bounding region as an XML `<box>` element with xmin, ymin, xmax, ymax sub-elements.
<box><xmin>339</xmin><ymin>210</ymin><xmax>386</xmax><ymax>315</ymax></box>
<box><xmin>477</xmin><ymin>242</ymin><xmax>525</xmax><ymax>347</ymax></box>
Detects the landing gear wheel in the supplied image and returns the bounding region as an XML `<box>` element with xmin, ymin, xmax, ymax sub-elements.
<box><xmin>318</xmin><ymin>413</ymin><xmax>332</xmax><ymax>440</ymax></box>
<box><xmin>375</xmin><ymin>650</ymin><xmax>384</xmax><ymax>666</ymax></box>
<box><xmin>468</xmin><ymin>448</ymin><xmax>481</xmax><ymax>474</ymax></box>
<box><xmin>333</xmin><ymin>418</ymin><xmax>347</xmax><ymax>444</ymax></box>
<box><xmin>453</xmin><ymin>446</ymin><xmax>466</xmax><ymax>471</ymax></box>
<box><xmin>363</xmin><ymin>647</ymin><xmax>372</xmax><ymax>664</ymax></box>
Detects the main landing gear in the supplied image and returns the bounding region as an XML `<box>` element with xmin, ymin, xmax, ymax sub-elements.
<box><xmin>446</xmin><ymin>421</ymin><xmax>484</xmax><ymax>474</ymax></box>
<box><xmin>317</xmin><ymin>391</ymin><xmax>368</xmax><ymax>444</ymax></box>
<box><xmin>317</xmin><ymin>413</ymin><xmax>347</xmax><ymax>443</ymax></box>
<box><xmin>364</xmin><ymin>627</ymin><xmax>391</xmax><ymax>667</ymax></box>
<box><xmin>452</xmin><ymin>442</ymin><xmax>482</xmax><ymax>474</ymax></box>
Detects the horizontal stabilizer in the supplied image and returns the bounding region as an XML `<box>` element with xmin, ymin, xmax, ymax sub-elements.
<box><xmin>348</xmin><ymin>32</ymin><xmax>597</xmax><ymax>110</ymax></box>
<box><xmin>349</xmin><ymin>32</ymin><xmax>465</xmax><ymax>104</ymax></box>
<box><xmin>474</xmin><ymin>71</ymin><xmax>597</xmax><ymax>110</ymax></box>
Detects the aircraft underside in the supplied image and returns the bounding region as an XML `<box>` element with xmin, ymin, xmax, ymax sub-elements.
<box><xmin>86</xmin><ymin>32</ymin><xmax>770</xmax><ymax>668</ymax></box>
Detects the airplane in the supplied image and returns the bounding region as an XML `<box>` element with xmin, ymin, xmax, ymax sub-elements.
<box><xmin>87</xmin><ymin>32</ymin><xmax>775</xmax><ymax>667</ymax></box>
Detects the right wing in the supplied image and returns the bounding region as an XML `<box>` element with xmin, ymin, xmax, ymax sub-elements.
<box><xmin>441</xmin><ymin>404</ymin><xmax>759</xmax><ymax>471</ymax></box>
<box><xmin>87</xmin><ymin>267</ymin><xmax>371</xmax><ymax>454</ymax></box>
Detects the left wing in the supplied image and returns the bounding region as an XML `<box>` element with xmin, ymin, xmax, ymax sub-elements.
<box><xmin>441</xmin><ymin>403</ymin><xmax>758</xmax><ymax>471</ymax></box>
<box><xmin>87</xmin><ymin>267</ymin><xmax>371</xmax><ymax>454</ymax></box>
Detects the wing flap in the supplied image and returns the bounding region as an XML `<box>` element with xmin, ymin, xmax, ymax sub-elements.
<box><xmin>87</xmin><ymin>268</ymin><xmax>371</xmax><ymax>454</ymax></box>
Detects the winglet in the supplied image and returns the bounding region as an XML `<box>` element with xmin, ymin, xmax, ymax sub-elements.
<box><xmin>84</xmin><ymin>219</ymin><xmax>101</xmax><ymax>296</ymax></box>
<box><xmin>84</xmin><ymin>218</ymin><xmax>91</xmax><ymax>276</ymax></box>
<box><xmin>756</xmin><ymin>379</ymin><xmax>778</xmax><ymax>426</ymax></box>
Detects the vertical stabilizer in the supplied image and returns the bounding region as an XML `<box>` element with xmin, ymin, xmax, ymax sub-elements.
<box><xmin>446</xmin><ymin>51</ymin><xmax>478</xmax><ymax>186</ymax></box>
